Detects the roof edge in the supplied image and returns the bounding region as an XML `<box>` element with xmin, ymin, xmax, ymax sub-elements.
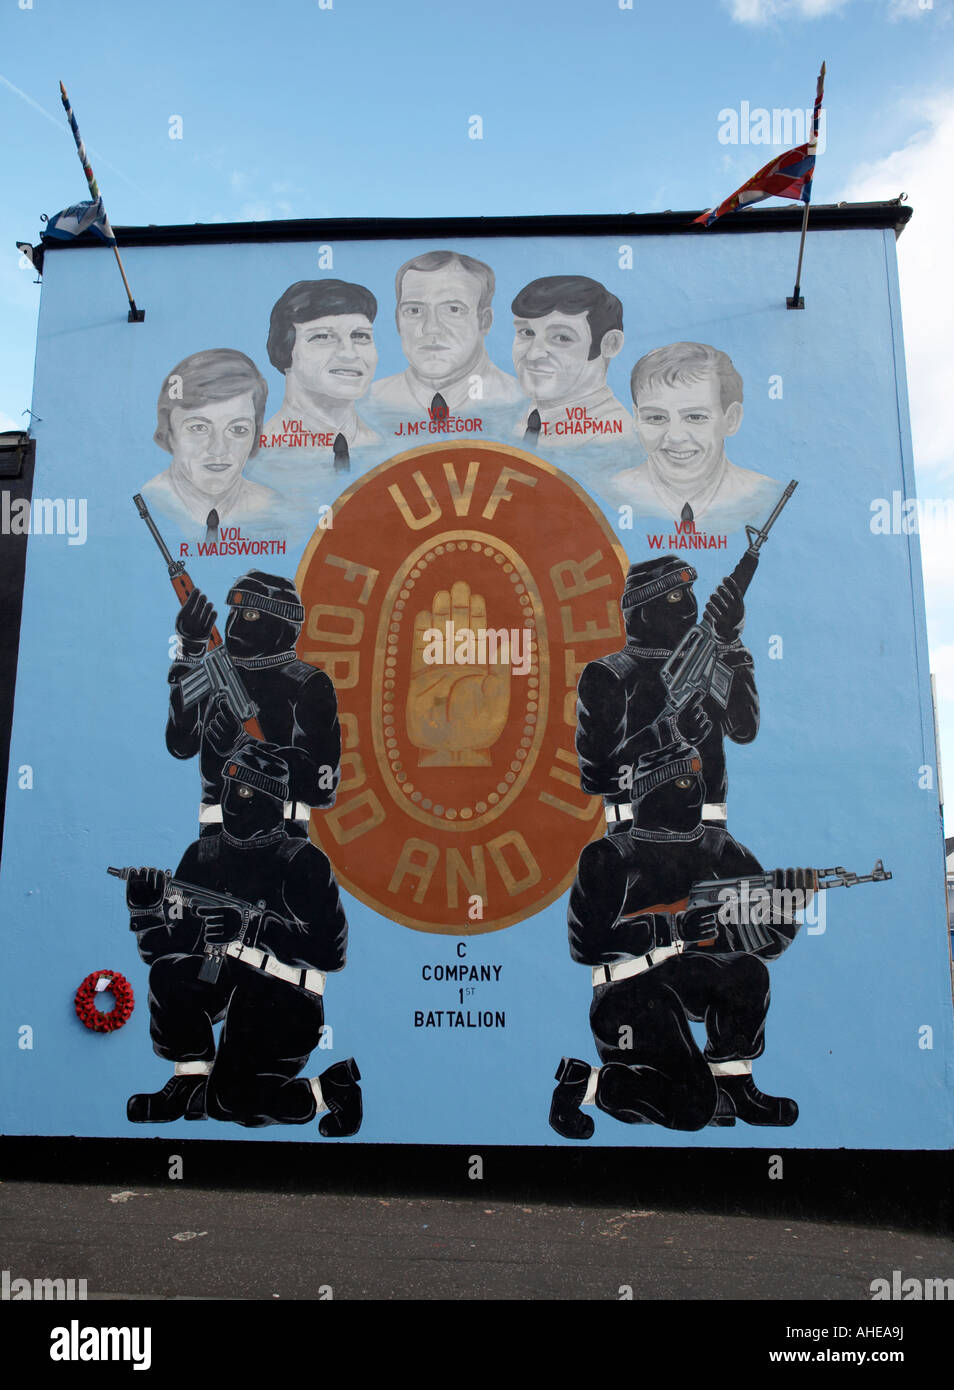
<box><xmin>34</xmin><ymin>200</ymin><xmax>912</xmax><ymax>252</ymax></box>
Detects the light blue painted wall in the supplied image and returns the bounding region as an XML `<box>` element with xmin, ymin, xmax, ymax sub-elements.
<box><xmin>1</xmin><ymin>224</ymin><xmax>950</xmax><ymax>1148</ymax></box>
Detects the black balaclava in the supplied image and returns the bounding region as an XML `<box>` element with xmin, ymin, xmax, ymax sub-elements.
<box><xmin>224</xmin><ymin>572</ymin><xmax>305</xmax><ymax>662</ymax></box>
<box><xmin>620</xmin><ymin>557</ymin><xmax>698</xmax><ymax>651</ymax></box>
<box><xmin>220</xmin><ymin>745</ymin><xmax>289</xmax><ymax>841</ymax></box>
<box><xmin>631</xmin><ymin>739</ymin><xmax>704</xmax><ymax>835</ymax></box>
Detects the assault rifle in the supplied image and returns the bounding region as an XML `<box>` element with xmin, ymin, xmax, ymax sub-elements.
<box><xmin>108</xmin><ymin>865</ymin><xmax>281</xmax><ymax>984</ymax></box>
<box><xmin>660</xmin><ymin>480</ymin><xmax>798</xmax><ymax>716</ymax></box>
<box><xmin>684</xmin><ymin>858</ymin><xmax>892</xmax><ymax>951</ymax></box>
<box><xmin>618</xmin><ymin>860</ymin><xmax>892</xmax><ymax>956</ymax></box>
<box><xmin>133</xmin><ymin>494</ymin><xmax>264</xmax><ymax>739</ymax></box>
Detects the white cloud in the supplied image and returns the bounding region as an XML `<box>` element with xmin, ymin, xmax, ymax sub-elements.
<box><xmin>843</xmin><ymin>96</ymin><xmax>954</xmax><ymax>814</ymax></box>
<box><xmin>239</xmin><ymin>199</ymin><xmax>294</xmax><ymax>222</ymax></box>
<box><xmin>888</xmin><ymin>0</ymin><xmax>938</xmax><ymax>19</ymax></box>
<box><xmin>930</xmin><ymin>643</ymin><xmax>954</xmax><ymax>686</ymax></box>
<box><xmin>724</xmin><ymin>0</ymin><xmax>849</xmax><ymax>21</ymax></box>
<box><xmin>0</xmin><ymin>411</ymin><xmax>21</xmax><ymax>432</ymax></box>
<box><xmin>842</xmin><ymin>94</ymin><xmax>954</xmax><ymax>478</ymax></box>
<box><xmin>725</xmin><ymin>0</ymin><xmax>939</xmax><ymax>19</ymax></box>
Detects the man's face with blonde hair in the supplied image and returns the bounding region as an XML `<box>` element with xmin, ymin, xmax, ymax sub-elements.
<box><xmin>634</xmin><ymin>371</ymin><xmax>742</xmax><ymax>484</ymax></box>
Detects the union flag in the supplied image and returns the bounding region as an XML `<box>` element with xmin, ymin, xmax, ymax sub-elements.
<box><xmin>694</xmin><ymin>62</ymin><xmax>825</xmax><ymax>228</ymax></box>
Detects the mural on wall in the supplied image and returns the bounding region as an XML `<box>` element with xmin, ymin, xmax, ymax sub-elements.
<box><xmin>257</xmin><ymin>279</ymin><xmax>382</xmax><ymax>471</ymax></box>
<box><xmin>296</xmin><ymin>442</ymin><xmax>628</xmax><ymax>934</ymax></box>
<box><xmin>110</xmin><ymin>246</ymin><xmax>909</xmax><ymax>1139</ymax></box>
<box><xmin>553</xmin><ymin>740</ymin><xmax>807</xmax><ymax>1136</ymax></box>
<box><xmin>141</xmin><ymin>349</ymin><xmax>284</xmax><ymax>544</ymax></box>
<box><xmin>550</xmin><ymin>501</ymin><xmax>891</xmax><ymax>1136</ymax></box>
<box><xmin>368</xmin><ymin>251</ymin><xmax>525</xmax><ymax>439</ymax></box>
<box><xmin>116</xmin><ymin>499</ymin><xmax>360</xmax><ymax>1131</ymax></box>
<box><xmin>4</xmin><ymin>222</ymin><xmax>940</xmax><ymax>1149</ymax></box>
<box><xmin>606</xmin><ymin>342</ymin><xmax>781</xmax><ymax>536</ymax></box>
<box><xmin>112</xmin><ymin>744</ymin><xmax>361</xmax><ymax>1135</ymax></box>
<box><xmin>510</xmin><ymin>275</ymin><xmax>633</xmax><ymax>447</ymax></box>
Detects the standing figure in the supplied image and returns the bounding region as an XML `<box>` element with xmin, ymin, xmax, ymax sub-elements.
<box><xmin>550</xmin><ymin>739</ymin><xmax>805</xmax><ymax>1137</ymax></box>
<box><xmin>167</xmin><ymin>570</ymin><xmax>339</xmax><ymax>835</ymax></box>
<box><xmin>124</xmin><ymin>746</ymin><xmax>362</xmax><ymax>1133</ymax></box>
<box><xmin>576</xmin><ymin>555</ymin><xmax>758</xmax><ymax>829</ymax></box>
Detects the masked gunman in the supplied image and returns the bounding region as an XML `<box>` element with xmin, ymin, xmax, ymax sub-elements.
<box><xmin>166</xmin><ymin>570</ymin><xmax>339</xmax><ymax>834</ymax></box>
<box><xmin>124</xmin><ymin>746</ymin><xmax>361</xmax><ymax>1133</ymax></box>
<box><xmin>576</xmin><ymin>555</ymin><xmax>758</xmax><ymax>829</ymax></box>
<box><xmin>551</xmin><ymin>739</ymin><xmax>808</xmax><ymax>1137</ymax></box>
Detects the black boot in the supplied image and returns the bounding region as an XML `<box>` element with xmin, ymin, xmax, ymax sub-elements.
<box><xmin>185</xmin><ymin>1077</ymin><xmax>208</xmax><ymax>1121</ymax></box>
<box><xmin>714</xmin><ymin>1074</ymin><xmax>798</xmax><ymax>1127</ymax></box>
<box><xmin>317</xmin><ymin>1058</ymin><xmax>362</xmax><ymax>1137</ymax></box>
<box><xmin>127</xmin><ymin>1074</ymin><xmax>207</xmax><ymax>1124</ymax></box>
<box><xmin>595</xmin><ymin>1064</ymin><xmax>653</xmax><ymax>1125</ymax></box>
<box><xmin>548</xmin><ymin>1057</ymin><xmax>595</xmax><ymax>1140</ymax></box>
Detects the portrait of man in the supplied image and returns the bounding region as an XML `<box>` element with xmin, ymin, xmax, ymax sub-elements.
<box><xmin>369</xmin><ymin>249</ymin><xmax>523</xmax><ymax>420</ymax></box>
<box><xmin>510</xmin><ymin>275</ymin><xmax>633</xmax><ymax>447</ymax></box>
<box><xmin>611</xmin><ymin>342</ymin><xmax>780</xmax><ymax>530</ymax></box>
<box><xmin>141</xmin><ymin>348</ymin><xmax>279</xmax><ymax>541</ymax></box>
<box><xmin>259</xmin><ymin>279</ymin><xmax>381</xmax><ymax>470</ymax></box>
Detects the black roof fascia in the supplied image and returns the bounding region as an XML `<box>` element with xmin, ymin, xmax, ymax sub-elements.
<box><xmin>36</xmin><ymin>201</ymin><xmax>912</xmax><ymax>253</ymax></box>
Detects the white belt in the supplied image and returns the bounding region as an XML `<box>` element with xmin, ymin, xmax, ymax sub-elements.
<box><xmin>224</xmin><ymin>941</ymin><xmax>325</xmax><ymax>996</ymax></box>
<box><xmin>592</xmin><ymin>942</ymin><xmax>684</xmax><ymax>988</ymax></box>
<box><xmin>200</xmin><ymin>801</ymin><xmax>311</xmax><ymax>824</ymax></box>
<box><xmin>604</xmin><ymin>803</ymin><xmax>727</xmax><ymax>824</ymax></box>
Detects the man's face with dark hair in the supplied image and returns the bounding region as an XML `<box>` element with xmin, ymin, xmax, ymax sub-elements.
<box><xmin>512</xmin><ymin>310</ymin><xmax>596</xmax><ymax>405</ymax></box>
<box><xmin>168</xmin><ymin>393</ymin><xmax>257</xmax><ymax>498</ymax></box>
<box><xmin>397</xmin><ymin>267</ymin><xmax>489</xmax><ymax>386</ymax></box>
<box><xmin>513</xmin><ymin>309</ymin><xmax>622</xmax><ymax>406</ymax></box>
<box><xmin>286</xmin><ymin>314</ymin><xmax>377</xmax><ymax>403</ymax></box>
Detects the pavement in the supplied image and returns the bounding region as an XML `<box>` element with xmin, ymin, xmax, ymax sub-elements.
<box><xmin>2</xmin><ymin>1178</ymin><xmax>952</xmax><ymax>1302</ymax></box>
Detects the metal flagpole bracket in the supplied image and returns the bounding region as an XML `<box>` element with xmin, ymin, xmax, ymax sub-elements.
<box><xmin>786</xmin><ymin>293</ymin><xmax>805</xmax><ymax>310</ymax></box>
<box><xmin>128</xmin><ymin>304</ymin><xmax>145</xmax><ymax>323</ymax></box>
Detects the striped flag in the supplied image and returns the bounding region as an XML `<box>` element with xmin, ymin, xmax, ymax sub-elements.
<box><xmin>55</xmin><ymin>81</ymin><xmax>143</xmax><ymax>320</ymax></box>
<box><xmin>694</xmin><ymin>63</ymin><xmax>826</xmax><ymax>228</ymax></box>
<box><xmin>44</xmin><ymin>197</ymin><xmax>116</xmax><ymax>245</ymax></box>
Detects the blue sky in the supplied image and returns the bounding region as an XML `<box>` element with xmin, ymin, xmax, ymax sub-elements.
<box><xmin>3</xmin><ymin>0</ymin><xmax>954</xmax><ymax>823</ymax></box>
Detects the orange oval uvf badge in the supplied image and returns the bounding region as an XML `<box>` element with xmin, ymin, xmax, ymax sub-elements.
<box><xmin>296</xmin><ymin>442</ymin><xmax>628</xmax><ymax>935</ymax></box>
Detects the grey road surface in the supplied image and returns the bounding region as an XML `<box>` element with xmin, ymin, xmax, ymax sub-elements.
<box><xmin>1</xmin><ymin>1181</ymin><xmax>952</xmax><ymax>1301</ymax></box>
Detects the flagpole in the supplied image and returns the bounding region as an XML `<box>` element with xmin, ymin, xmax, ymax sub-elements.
<box><xmin>787</xmin><ymin>61</ymin><xmax>825</xmax><ymax>311</ymax></box>
<box><xmin>787</xmin><ymin>197</ymin><xmax>811</xmax><ymax>310</ymax></box>
<box><xmin>58</xmin><ymin>81</ymin><xmax>144</xmax><ymax>323</ymax></box>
